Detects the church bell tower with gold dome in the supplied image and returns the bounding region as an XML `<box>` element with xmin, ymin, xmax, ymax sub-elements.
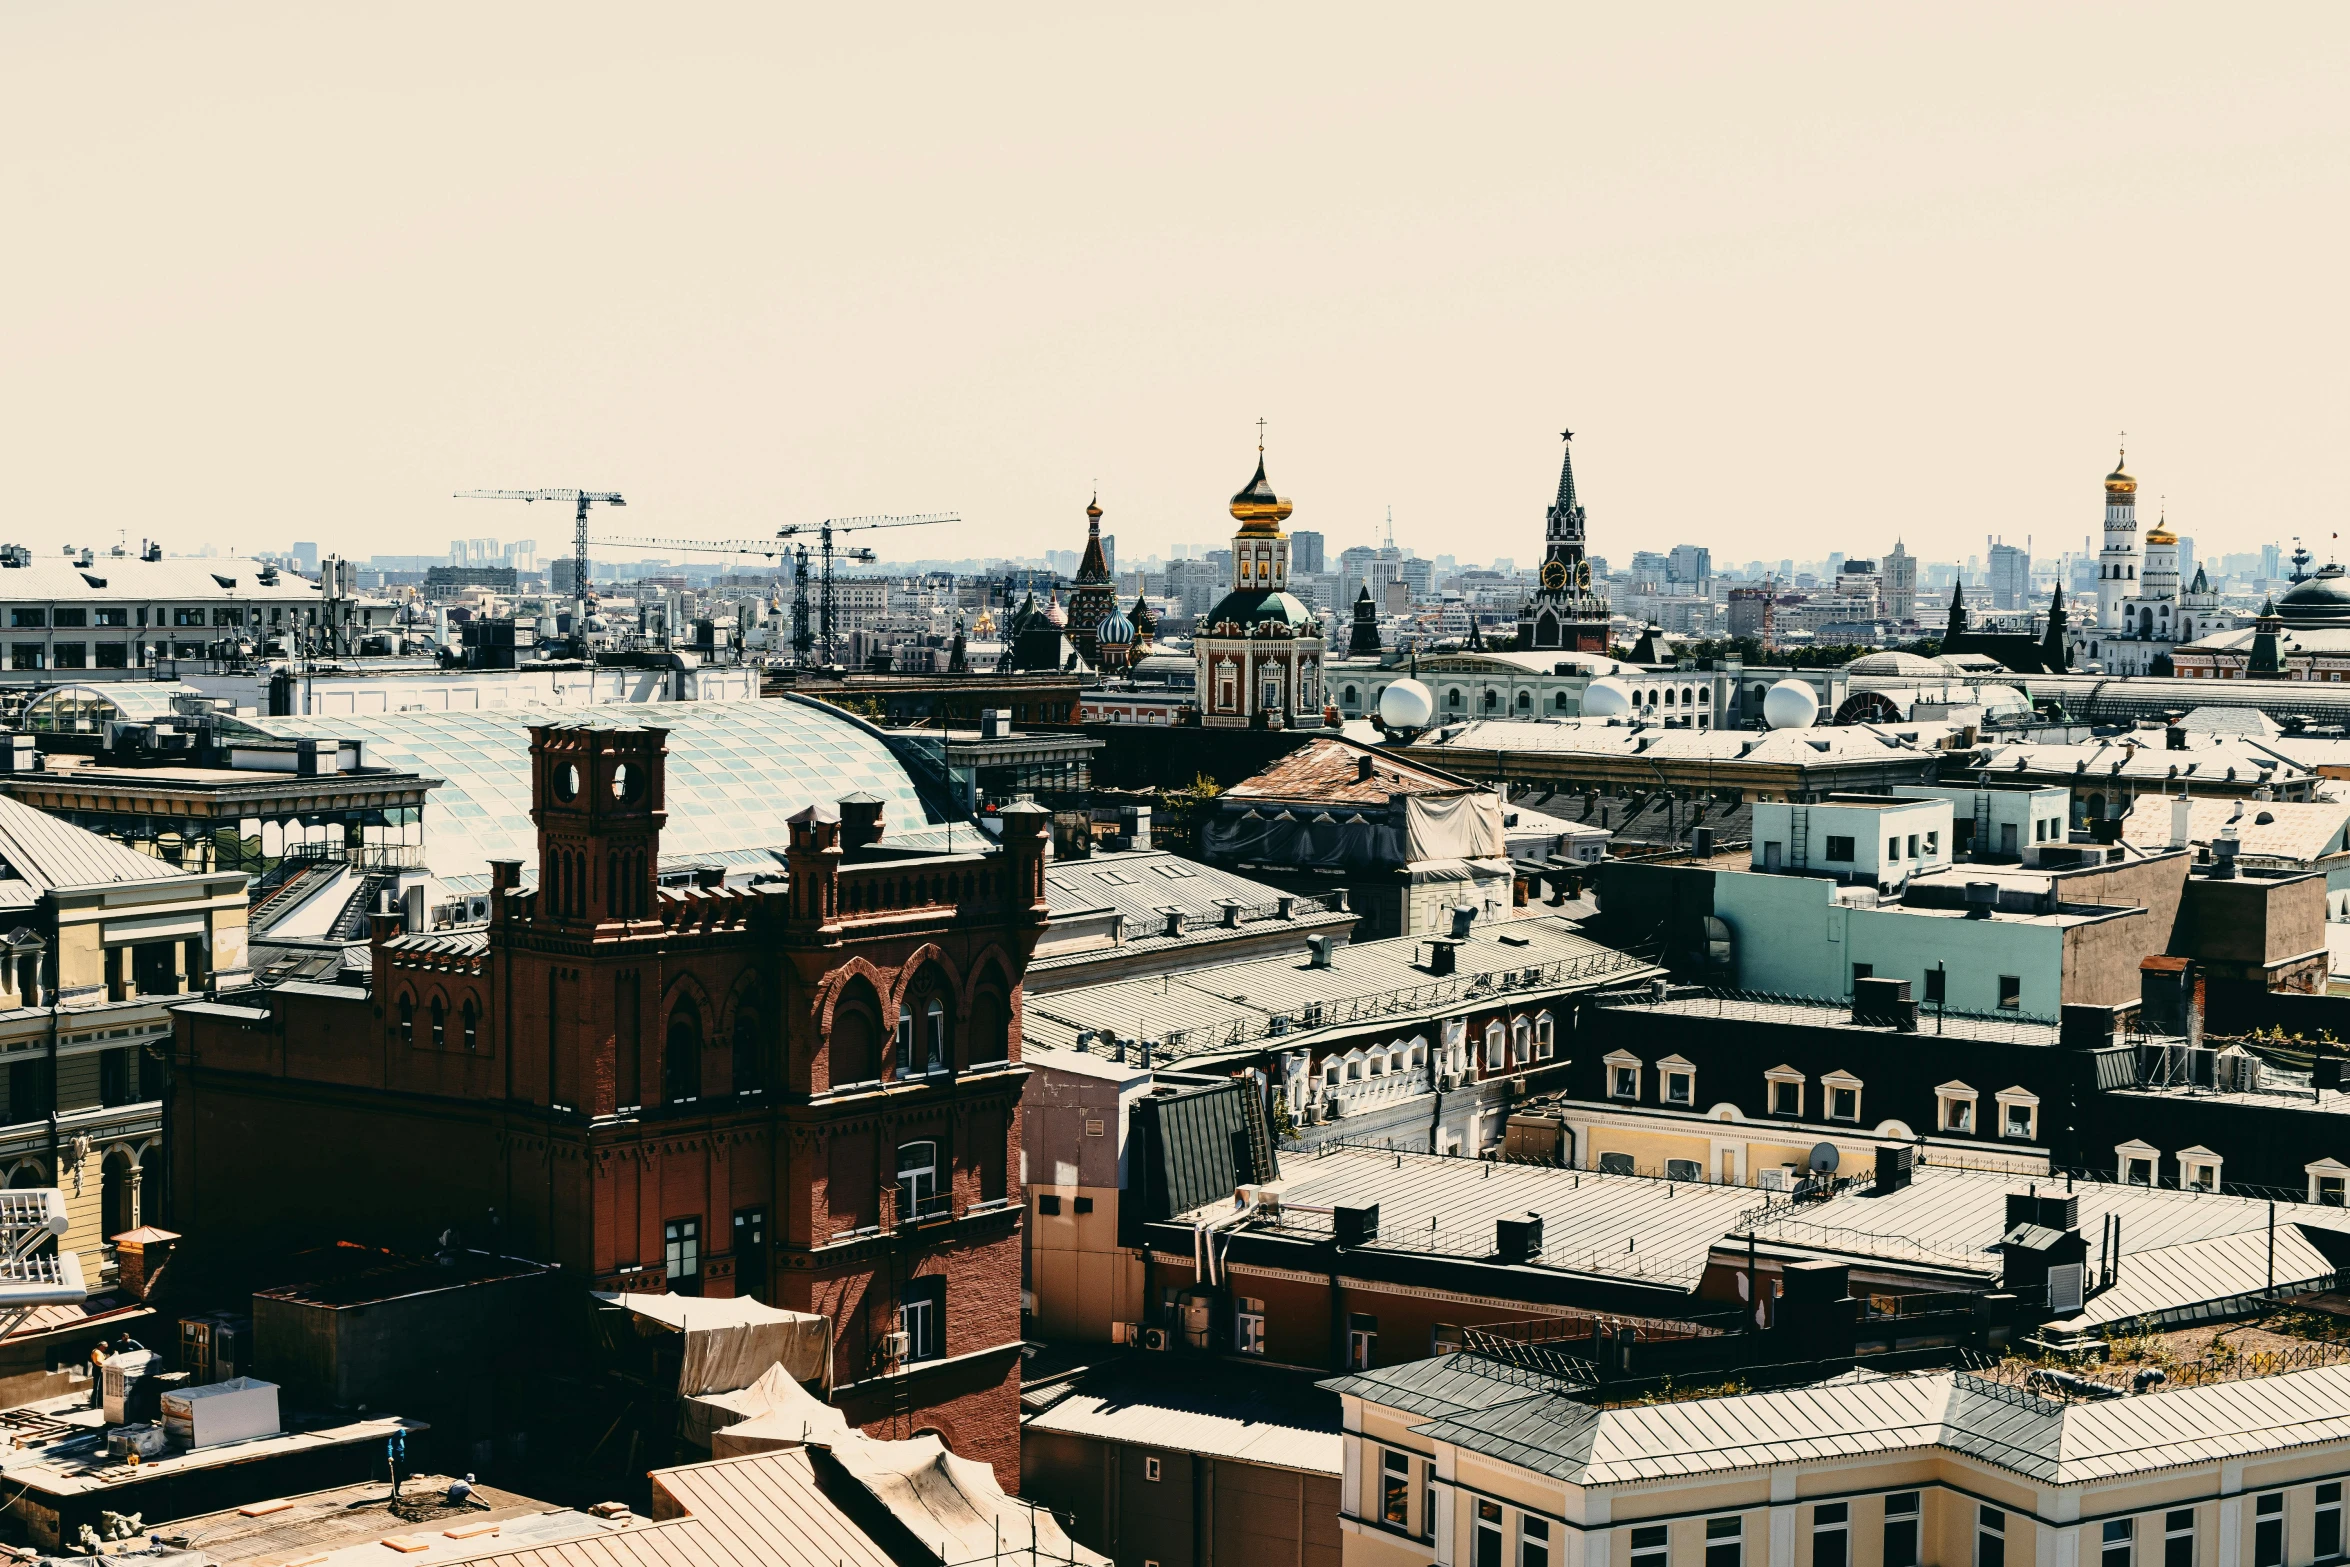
<box><xmin>1192</xmin><ymin>438</ymin><xmax>1324</xmax><ymax>729</ymax></box>
<box><xmin>2095</xmin><ymin>446</ymin><xmax>2139</xmax><ymax>630</ymax></box>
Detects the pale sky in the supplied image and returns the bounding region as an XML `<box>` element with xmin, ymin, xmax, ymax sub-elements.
<box><xmin>5</xmin><ymin>5</ymin><xmax>2345</xmax><ymax>573</ymax></box>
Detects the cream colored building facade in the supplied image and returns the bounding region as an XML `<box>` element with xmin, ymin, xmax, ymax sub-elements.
<box><xmin>1335</xmin><ymin>1357</ymin><xmax>2350</xmax><ymax>1567</ymax></box>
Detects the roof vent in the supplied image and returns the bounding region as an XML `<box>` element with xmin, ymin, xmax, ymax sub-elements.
<box><xmin>1449</xmin><ymin>904</ymin><xmax>1477</xmax><ymax>939</ymax></box>
<box><xmin>1162</xmin><ymin>908</ymin><xmax>1186</xmax><ymax>938</ymax></box>
<box><xmin>1494</xmin><ymin>1212</ymin><xmax>1545</xmax><ymax>1265</ymax></box>
<box><xmin>1307</xmin><ymin>934</ymin><xmax>1337</xmax><ymax>969</ymax></box>
<box><xmin>1964</xmin><ymin>881</ymin><xmax>1998</xmax><ymax>919</ymax></box>
<box><xmin>1356</xmin><ymin>754</ymin><xmax>1375</xmax><ymax>782</ymax></box>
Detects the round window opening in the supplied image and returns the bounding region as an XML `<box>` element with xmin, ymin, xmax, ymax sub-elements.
<box><xmin>612</xmin><ymin>761</ymin><xmax>643</xmax><ymax>803</ymax></box>
<box><xmin>553</xmin><ymin>763</ymin><xmax>581</xmax><ymax>802</ymax></box>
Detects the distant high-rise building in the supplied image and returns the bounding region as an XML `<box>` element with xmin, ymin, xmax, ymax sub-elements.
<box><xmin>291</xmin><ymin>541</ymin><xmax>320</xmax><ymax>574</ymax></box>
<box><xmin>1101</xmin><ymin>533</ymin><xmax>1116</xmax><ymax>575</ymax></box>
<box><xmin>1290</xmin><ymin>530</ymin><xmax>1325</xmax><ymax>574</ymax></box>
<box><xmin>2176</xmin><ymin>535</ymin><xmax>2195</xmax><ymax>592</ymax></box>
<box><xmin>2262</xmin><ymin>543</ymin><xmax>2282</xmax><ymax>581</ymax></box>
<box><xmin>1666</xmin><ymin>544</ymin><xmax>1712</xmax><ymax>589</ymax></box>
<box><xmin>1882</xmin><ymin>540</ymin><xmax>1916</xmax><ymax>621</ymax></box>
<box><xmin>1989</xmin><ymin>541</ymin><xmax>2032</xmax><ymax>611</ymax></box>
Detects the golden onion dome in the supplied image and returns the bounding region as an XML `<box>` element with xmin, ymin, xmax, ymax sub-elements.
<box><xmin>2105</xmin><ymin>447</ymin><xmax>2136</xmax><ymax>496</ymax></box>
<box><xmin>2145</xmin><ymin>525</ymin><xmax>2176</xmax><ymax>546</ymax></box>
<box><xmin>1228</xmin><ymin>451</ymin><xmax>1293</xmax><ymax>532</ymax></box>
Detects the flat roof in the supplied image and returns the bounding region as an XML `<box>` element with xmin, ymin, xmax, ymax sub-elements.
<box><xmin>0</xmin><ymin>1394</ymin><xmax>421</xmax><ymax>1499</ymax></box>
<box><xmin>1024</xmin><ymin>1357</ymin><xmax>1341</xmax><ymax>1476</ymax></box>
<box><xmin>159</xmin><ymin>1475</ymin><xmax>577</xmax><ymax>1567</ymax></box>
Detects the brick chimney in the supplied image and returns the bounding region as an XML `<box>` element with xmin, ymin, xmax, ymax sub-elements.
<box><xmin>111</xmin><ymin>1226</ymin><xmax>179</xmax><ymax>1302</ymax></box>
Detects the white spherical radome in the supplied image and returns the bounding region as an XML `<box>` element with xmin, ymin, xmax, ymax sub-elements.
<box><xmin>1580</xmin><ymin>676</ymin><xmax>1634</xmax><ymax>719</ymax></box>
<box><xmin>1763</xmin><ymin>679</ymin><xmax>1821</xmax><ymax>730</ymax></box>
<box><xmin>1378</xmin><ymin>678</ymin><xmax>1435</xmax><ymax>731</ymax></box>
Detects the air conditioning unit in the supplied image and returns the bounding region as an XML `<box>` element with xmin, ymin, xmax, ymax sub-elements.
<box><xmin>1140</xmin><ymin>1326</ymin><xmax>1172</xmax><ymax>1352</ymax></box>
<box><xmin>1438</xmin><ymin>1071</ymin><xmax>1459</xmax><ymax>1091</ymax></box>
<box><xmin>881</xmin><ymin>1330</ymin><xmax>911</xmax><ymax>1364</ymax></box>
<box><xmin>1117</xmin><ymin>1321</ymin><xmax>1144</xmax><ymax>1346</ymax></box>
<box><xmin>1757</xmin><ymin>1168</ymin><xmax>1791</xmax><ymax>1192</ymax></box>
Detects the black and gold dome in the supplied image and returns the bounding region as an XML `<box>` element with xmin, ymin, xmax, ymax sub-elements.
<box><xmin>2105</xmin><ymin>449</ymin><xmax>2136</xmax><ymax>498</ymax></box>
<box><xmin>1228</xmin><ymin>453</ymin><xmax>1293</xmax><ymax>533</ymax></box>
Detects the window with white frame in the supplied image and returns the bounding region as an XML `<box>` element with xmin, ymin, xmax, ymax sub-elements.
<box><xmin>1937</xmin><ymin>1082</ymin><xmax>1977</xmax><ymax>1134</ymax></box>
<box><xmin>1997</xmin><ymin>1087</ymin><xmax>2039</xmax><ymax>1141</ymax></box>
<box><xmin>1630</xmin><ymin>1525</ymin><xmax>1669</xmax><ymax>1567</ymax></box>
<box><xmin>1659</xmin><ymin>1056</ymin><xmax>1694</xmax><ymax>1107</ymax></box>
<box><xmin>2178</xmin><ymin>1147</ymin><xmax>2221</xmax><ymax>1192</ymax></box>
<box><xmin>1378</xmin><ymin>1447</ymin><xmax>1410</xmax><ymax>1528</ymax></box>
<box><xmin>1605</xmin><ymin>1051</ymin><xmax>1641</xmax><ymax>1100</ymax></box>
<box><xmin>1521</xmin><ymin>1515</ymin><xmax>1551</xmax><ymax>1567</ymax></box>
<box><xmin>1535</xmin><ymin>1013</ymin><xmax>1555</xmax><ymax>1059</ymax></box>
<box><xmin>2314</xmin><ymin>1481</ymin><xmax>2341</xmax><ymax>1560</ymax></box>
<box><xmin>1234</xmin><ymin>1296</ymin><xmax>1265</xmax><ymax>1354</ymax></box>
<box><xmin>2163</xmin><ymin>1509</ymin><xmax>2194</xmax><ymax>1567</ymax></box>
<box><xmin>1475</xmin><ymin>1500</ymin><xmax>1504</xmax><ymax>1567</ymax></box>
<box><xmin>1706</xmin><ymin>1516</ymin><xmax>1743</xmax><ymax>1567</ymax></box>
<box><xmin>1884</xmin><ymin>1493</ymin><xmax>1921</xmax><ymax>1567</ymax></box>
<box><xmin>1822</xmin><ymin>1070</ymin><xmax>1861</xmax><ymax>1123</ymax></box>
<box><xmin>2118</xmin><ymin>1140</ymin><xmax>2158</xmax><ymax>1187</ymax></box>
<box><xmin>2311</xmin><ymin>1159</ymin><xmax>2349</xmax><ymax>1206</ymax></box>
<box><xmin>1511</xmin><ymin>1017</ymin><xmax>1532</xmax><ymax>1064</ymax></box>
<box><xmin>1766</xmin><ymin>1066</ymin><xmax>1803</xmax><ymax>1117</ymax></box>
<box><xmin>2255</xmin><ymin>1495</ymin><xmax>2284</xmax><ymax>1567</ymax></box>
<box><xmin>2102</xmin><ymin>1520</ymin><xmax>2133</xmax><ymax>1567</ymax></box>
<box><xmin>1486</xmin><ymin>1022</ymin><xmax>1507</xmax><ymax>1070</ymax></box>
<box><xmin>1814</xmin><ymin>1503</ymin><xmax>1850</xmax><ymax>1567</ymax></box>
<box><xmin>1977</xmin><ymin>1506</ymin><xmax>2006</xmax><ymax>1567</ymax></box>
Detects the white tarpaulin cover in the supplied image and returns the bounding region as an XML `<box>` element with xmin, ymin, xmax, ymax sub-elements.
<box><xmin>825</xmin><ymin>1433</ymin><xmax>1109</xmax><ymax>1567</ymax></box>
<box><xmin>682</xmin><ymin>1363</ymin><xmax>859</xmax><ymax>1452</ymax></box>
<box><xmin>600</xmin><ymin>1291</ymin><xmax>832</xmax><ymax>1396</ymax></box>
<box><xmin>1403</xmin><ymin>791</ymin><xmax>1505</xmax><ymax>863</ymax></box>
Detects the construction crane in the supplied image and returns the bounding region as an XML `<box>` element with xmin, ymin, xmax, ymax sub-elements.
<box><xmin>594</xmin><ymin>513</ymin><xmax>953</xmax><ymax>667</ymax></box>
<box><xmin>453</xmin><ymin>489</ymin><xmax>626</xmax><ymax>605</ymax></box>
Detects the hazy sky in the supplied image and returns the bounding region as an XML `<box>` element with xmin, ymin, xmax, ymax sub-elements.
<box><xmin>5</xmin><ymin>6</ymin><xmax>2345</xmax><ymax>573</ymax></box>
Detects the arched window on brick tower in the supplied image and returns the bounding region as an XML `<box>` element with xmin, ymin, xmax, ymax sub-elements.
<box><xmin>527</xmin><ymin>722</ymin><xmax>669</xmax><ymax>927</ymax></box>
<box><xmin>664</xmin><ymin>997</ymin><xmax>702</xmax><ymax>1105</ymax></box>
<box><xmin>831</xmin><ymin>977</ymin><xmax>883</xmax><ymax>1089</ymax></box>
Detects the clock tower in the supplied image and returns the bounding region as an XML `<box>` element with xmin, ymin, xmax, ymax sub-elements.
<box><xmin>1517</xmin><ymin>429</ymin><xmax>1613</xmax><ymax>653</ymax></box>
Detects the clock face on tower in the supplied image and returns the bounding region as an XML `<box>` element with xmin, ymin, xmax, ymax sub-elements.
<box><xmin>1541</xmin><ymin>560</ymin><xmax>1568</xmax><ymax>590</ymax></box>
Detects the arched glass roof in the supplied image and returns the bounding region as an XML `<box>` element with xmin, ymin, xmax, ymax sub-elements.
<box><xmin>232</xmin><ymin>698</ymin><xmax>944</xmax><ymax>882</ymax></box>
<box><xmin>21</xmin><ymin>683</ymin><xmax>207</xmax><ymax>733</ymax></box>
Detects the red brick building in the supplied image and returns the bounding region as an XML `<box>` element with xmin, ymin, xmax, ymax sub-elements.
<box><xmin>169</xmin><ymin>721</ymin><xmax>1048</xmax><ymax>1479</ymax></box>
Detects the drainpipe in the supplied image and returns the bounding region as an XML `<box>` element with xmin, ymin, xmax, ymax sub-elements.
<box><xmin>46</xmin><ymin>992</ymin><xmax>61</xmax><ymax>1207</ymax></box>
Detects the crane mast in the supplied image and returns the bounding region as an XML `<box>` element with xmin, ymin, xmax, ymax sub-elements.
<box><xmin>453</xmin><ymin>488</ymin><xmax>626</xmax><ymax>633</ymax></box>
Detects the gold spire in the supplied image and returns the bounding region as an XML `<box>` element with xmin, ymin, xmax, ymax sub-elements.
<box><xmin>2106</xmin><ymin>441</ymin><xmax>2136</xmax><ymax>496</ymax></box>
<box><xmin>1227</xmin><ymin>440</ymin><xmax>1293</xmax><ymax>532</ymax></box>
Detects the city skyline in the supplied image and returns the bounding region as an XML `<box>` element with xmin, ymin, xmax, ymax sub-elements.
<box><xmin>5</xmin><ymin>6</ymin><xmax>2345</xmax><ymax>570</ymax></box>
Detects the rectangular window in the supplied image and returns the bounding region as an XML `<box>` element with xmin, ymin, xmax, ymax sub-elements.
<box><xmin>2129</xmin><ymin>1157</ymin><xmax>2155</xmax><ymax>1187</ymax></box>
<box><xmin>212</xmin><ymin>607</ymin><xmax>241</xmax><ymax>626</ymax></box>
<box><xmin>1521</xmin><ymin>1515</ymin><xmax>1550</xmax><ymax>1567</ymax></box>
<box><xmin>2316</xmin><ymin>1482</ymin><xmax>2341</xmax><ymax>1560</ymax></box>
<box><xmin>1998</xmin><ymin>975</ymin><xmax>2021</xmax><ymax>1010</ymax></box>
<box><xmin>173</xmin><ymin>608</ymin><xmax>206</xmax><ymax>627</ymax></box>
<box><xmin>1349</xmin><ymin>1313</ymin><xmax>1378</xmax><ymax>1371</ymax></box>
<box><xmin>1475</xmin><ymin>1501</ymin><xmax>1504</xmax><ymax>1567</ymax></box>
<box><xmin>94</xmin><ymin>607</ymin><xmax>126</xmax><ymax>627</ymax></box>
<box><xmin>1830</xmin><ymin>1086</ymin><xmax>1858</xmax><ymax>1121</ymax></box>
<box><xmin>1979</xmin><ymin>1506</ymin><xmax>2006</xmax><ymax>1567</ymax></box>
<box><xmin>1144</xmin><ymin>1456</ymin><xmax>1162</xmax><ymax>1483</ymax></box>
<box><xmin>896</xmin><ymin>1140</ymin><xmax>941</xmax><ymax>1220</ymax></box>
<box><xmin>895</xmin><ymin>1013</ymin><xmax>915</xmax><ymax>1074</ymax></box>
<box><xmin>1907</xmin><ymin>834</ymin><xmax>1920</xmax><ymax>858</ymax></box>
<box><xmin>1665</xmin><ymin>1071</ymin><xmax>1691</xmax><ymax>1105</ymax></box>
<box><xmin>2103</xmin><ymin>1519</ymin><xmax>2134</xmax><ymax>1567</ymax></box>
<box><xmin>2255</xmin><ymin>1496</ymin><xmax>2283</xmax><ymax>1567</ymax></box>
<box><xmin>733</xmin><ymin>1206</ymin><xmax>766</xmax><ymax>1257</ymax></box>
<box><xmin>9</xmin><ymin>609</ymin><xmax>43</xmax><ymax>628</ymax></box>
<box><xmin>1380</xmin><ymin>1448</ymin><xmax>1410</xmax><ymax>1527</ymax></box>
<box><xmin>98</xmin><ymin>1048</ymin><xmax>132</xmax><ymax>1108</ymax></box>
<box><xmin>663</xmin><ymin>1216</ymin><xmax>700</xmax><ymax>1281</ymax></box>
<box><xmin>1887</xmin><ymin>836</ymin><xmax>1901</xmax><ymax>861</ymax></box>
<box><xmin>1612</xmin><ymin>1065</ymin><xmax>1637</xmax><ymax>1099</ymax></box>
<box><xmin>9</xmin><ymin>646</ymin><xmax>42</xmax><ymax>670</ymax></box>
<box><xmin>1924</xmin><ymin>968</ymin><xmax>1947</xmax><ymax>1004</ymax></box>
<box><xmin>1036</xmin><ymin>1194</ymin><xmax>1061</xmax><ymax>1215</ymax></box>
<box><xmin>1235</xmin><ymin>1295</ymin><xmax>1264</xmax><ymax>1355</ymax></box>
<box><xmin>172</xmin><ymin>641</ymin><xmax>202</xmax><ymax>658</ymax></box>
<box><xmin>93</xmin><ymin>642</ymin><xmax>127</xmax><ymax>668</ymax></box>
<box><xmin>898</xmin><ymin>1275</ymin><xmax>944</xmax><ymax>1362</ymax></box>
<box><xmin>2323</xmin><ymin>1175</ymin><xmax>2347</xmax><ymax>1207</ymax></box>
<box><xmin>1946</xmin><ymin>1097</ymin><xmax>1973</xmax><ymax>1132</ymax></box>
<box><xmin>1851</xmin><ymin>962</ymin><xmax>1872</xmax><ymax>984</ymax></box>
<box><xmin>1771</xmin><ymin>1079</ymin><xmax>1800</xmax><ymax>1116</ymax></box>
<box><xmin>2005</xmin><ymin>1102</ymin><xmax>2034</xmax><ymax>1139</ymax></box>
<box><xmin>1707</xmin><ymin>1516</ymin><xmax>1743</xmax><ymax>1567</ymax></box>
<box><xmin>1632</xmin><ymin>1525</ymin><xmax>1670</xmax><ymax>1567</ymax></box>
<box><xmin>50</xmin><ymin>643</ymin><xmax>85</xmax><ymax>669</ymax></box>
<box><xmin>2165</xmin><ymin>1509</ymin><xmax>2194</xmax><ymax>1567</ymax></box>
<box><xmin>1925</xmin><ymin>830</ymin><xmax>1939</xmax><ymax>855</ymax></box>
<box><xmin>1814</xmin><ymin>1503</ymin><xmax>1849</xmax><ymax>1567</ymax></box>
<box><xmin>1824</xmin><ymin>835</ymin><xmax>1855</xmax><ymax>862</ymax></box>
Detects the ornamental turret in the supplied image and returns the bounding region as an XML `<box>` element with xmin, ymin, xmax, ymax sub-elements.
<box><xmin>2096</xmin><ymin>447</ymin><xmax>2139</xmax><ymax>629</ymax></box>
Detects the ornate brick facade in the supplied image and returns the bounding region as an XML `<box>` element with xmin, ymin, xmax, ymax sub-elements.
<box><xmin>169</xmin><ymin>722</ymin><xmax>1049</xmax><ymax>1481</ymax></box>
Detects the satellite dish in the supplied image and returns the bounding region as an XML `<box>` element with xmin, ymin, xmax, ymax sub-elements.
<box><xmin>1808</xmin><ymin>1142</ymin><xmax>1841</xmax><ymax>1175</ymax></box>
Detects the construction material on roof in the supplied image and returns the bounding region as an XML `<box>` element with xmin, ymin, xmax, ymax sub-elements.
<box><xmin>599</xmin><ymin>1291</ymin><xmax>831</xmax><ymax>1394</ymax></box>
<box><xmin>679</xmin><ymin>1363</ymin><xmax>853</xmax><ymax>1454</ymax></box>
<box><xmin>823</xmin><ymin>1433</ymin><xmax>1107</xmax><ymax>1566</ymax></box>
